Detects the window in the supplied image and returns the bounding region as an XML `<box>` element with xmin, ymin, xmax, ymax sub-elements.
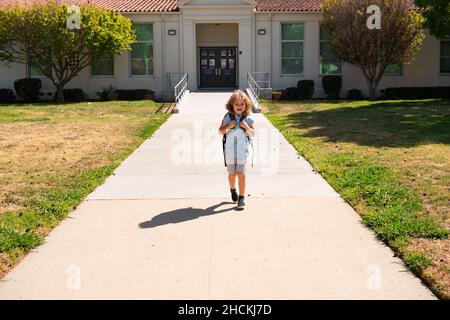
<box><xmin>28</xmin><ymin>58</ymin><xmax>51</xmax><ymax>78</ymax></box>
<box><xmin>385</xmin><ymin>63</ymin><xmax>403</xmax><ymax>75</ymax></box>
<box><xmin>281</xmin><ymin>23</ymin><xmax>304</xmax><ymax>75</ymax></box>
<box><xmin>320</xmin><ymin>26</ymin><xmax>341</xmax><ymax>75</ymax></box>
<box><xmin>131</xmin><ymin>24</ymin><xmax>153</xmax><ymax>76</ymax></box>
<box><xmin>441</xmin><ymin>40</ymin><xmax>450</xmax><ymax>74</ymax></box>
<box><xmin>92</xmin><ymin>54</ymin><xmax>114</xmax><ymax>76</ymax></box>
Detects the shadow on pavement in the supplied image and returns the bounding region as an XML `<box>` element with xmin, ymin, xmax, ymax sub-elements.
<box><xmin>139</xmin><ymin>202</ymin><xmax>236</xmax><ymax>229</ymax></box>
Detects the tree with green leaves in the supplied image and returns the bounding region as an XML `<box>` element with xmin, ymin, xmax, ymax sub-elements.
<box><xmin>0</xmin><ymin>1</ymin><xmax>135</xmax><ymax>102</ymax></box>
<box><xmin>415</xmin><ymin>0</ymin><xmax>450</xmax><ymax>38</ymax></box>
<box><xmin>322</xmin><ymin>0</ymin><xmax>425</xmax><ymax>99</ymax></box>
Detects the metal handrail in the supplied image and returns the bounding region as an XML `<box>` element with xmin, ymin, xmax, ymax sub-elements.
<box><xmin>251</xmin><ymin>72</ymin><xmax>272</xmax><ymax>89</ymax></box>
<box><xmin>247</xmin><ymin>72</ymin><xmax>260</xmax><ymax>98</ymax></box>
<box><xmin>174</xmin><ymin>73</ymin><xmax>188</xmax><ymax>113</ymax></box>
<box><xmin>247</xmin><ymin>72</ymin><xmax>261</xmax><ymax>112</ymax></box>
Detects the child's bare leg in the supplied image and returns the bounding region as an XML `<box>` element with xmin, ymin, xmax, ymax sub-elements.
<box><xmin>237</xmin><ymin>172</ymin><xmax>246</xmax><ymax>196</ymax></box>
<box><xmin>228</xmin><ymin>173</ymin><xmax>237</xmax><ymax>189</ymax></box>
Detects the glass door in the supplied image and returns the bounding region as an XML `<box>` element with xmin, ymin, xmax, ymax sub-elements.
<box><xmin>199</xmin><ymin>48</ymin><xmax>217</xmax><ymax>88</ymax></box>
<box><xmin>218</xmin><ymin>48</ymin><xmax>237</xmax><ymax>87</ymax></box>
<box><xmin>199</xmin><ymin>47</ymin><xmax>237</xmax><ymax>88</ymax></box>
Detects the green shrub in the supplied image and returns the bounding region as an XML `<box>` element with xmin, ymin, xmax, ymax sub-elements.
<box><xmin>297</xmin><ymin>80</ymin><xmax>315</xmax><ymax>99</ymax></box>
<box><xmin>60</xmin><ymin>89</ymin><xmax>85</xmax><ymax>102</ymax></box>
<box><xmin>347</xmin><ymin>88</ymin><xmax>363</xmax><ymax>100</ymax></box>
<box><xmin>0</xmin><ymin>88</ymin><xmax>16</xmax><ymax>103</ymax></box>
<box><xmin>115</xmin><ymin>89</ymin><xmax>154</xmax><ymax>101</ymax></box>
<box><xmin>322</xmin><ymin>75</ymin><xmax>342</xmax><ymax>99</ymax></box>
<box><xmin>383</xmin><ymin>87</ymin><xmax>450</xmax><ymax>99</ymax></box>
<box><xmin>96</xmin><ymin>88</ymin><xmax>109</xmax><ymax>101</ymax></box>
<box><xmin>14</xmin><ymin>78</ymin><xmax>42</xmax><ymax>102</ymax></box>
<box><xmin>281</xmin><ymin>87</ymin><xmax>298</xmax><ymax>100</ymax></box>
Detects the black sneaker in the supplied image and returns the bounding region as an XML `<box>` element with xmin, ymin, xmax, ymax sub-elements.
<box><xmin>230</xmin><ymin>188</ymin><xmax>238</xmax><ymax>203</ymax></box>
<box><xmin>237</xmin><ymin>196</ymin><xmax>245</xmax><ymax>210</ymax></box>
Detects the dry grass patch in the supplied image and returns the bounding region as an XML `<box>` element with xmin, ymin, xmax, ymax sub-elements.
<box><xmin>407</xmin><ymin>238</ymin><xmax>450</xmax><ymax>298</ymax></box>
<box><xmin>0</xmin><ymin>122</ymin><xmax>131</xmax><ymax>213</ymax></box>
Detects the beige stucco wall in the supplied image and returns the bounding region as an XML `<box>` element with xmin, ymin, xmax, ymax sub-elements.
<box><xmin>255</xmin><ymin>12</ymin><xmax>450</xmax><ymax>97</ymax></box>
<box><xmin>0</xmin><ymin>3</ymin><xmax>449</xmax><ymax>100</ymax></box>
<box><xmin>196</xmin><ymin>23</ymin><xmax>239</xmax><ymax>47</ymax></box>
<box><xmin>0</xmin><ymin>62</ymin><xmax>25</xmax><ymax>91</ymax></box>
<box><xmin>179</xmin><ymin>3</ymin><xmax>254</xmax><ymax>91</ymax></box>
<box><xmin>255</xmin><ymin>13</ymin><xmax>322</xmax><ymax>94</ymax></box>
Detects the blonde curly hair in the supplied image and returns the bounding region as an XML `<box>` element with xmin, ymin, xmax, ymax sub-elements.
<box><xmin>226</xmin><ymin>90</ymin><xmax>253</xmax><ymax>116</ymax></box>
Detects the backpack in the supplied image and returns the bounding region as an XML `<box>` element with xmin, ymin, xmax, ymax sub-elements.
<box><xmin>222</xmin><ymin>112</ymin><xmax>254</xmax><ymax>167</ymax></box>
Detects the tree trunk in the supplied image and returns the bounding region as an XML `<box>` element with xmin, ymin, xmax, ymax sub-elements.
<box><xmin>56</xmin><ymin>84</ymin><xmax>65</xmax><ymax>103</ymax></box>
<box><xmin>366</xmin><ymin>79</ymin><xmax>378</xmax><ymax>100</ymax></box>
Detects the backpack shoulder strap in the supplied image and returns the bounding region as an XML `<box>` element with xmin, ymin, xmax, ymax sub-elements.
<box><xmin>237</xmin><ymin>113</ymin><xmax>248</xmax><ymax>131</ymax></box>
<box><xmin>228</xmin><ymin>113</ymin><xmax>236</xmax><ymax>122</ymax></box>
<box><xmin>222</xmin><ymin>113</ymin><xmax>234</xmax><ymax>167</ymax></box>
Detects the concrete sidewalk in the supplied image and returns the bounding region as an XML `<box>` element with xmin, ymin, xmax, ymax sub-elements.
<box><xmin>0</xmin><ymin>92</ymin><xmax>435</xmax><ymax>299</ymax></box>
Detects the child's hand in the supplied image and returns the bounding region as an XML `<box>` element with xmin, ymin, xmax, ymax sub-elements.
<box><xmin>228</xmin><ymin>120</ymin><xmax>237</xmax><ymax>129</ymax></box>
<box><xmin>240</xmin><ymin>120</ymin><xmax>249</xmax><ymax>130</ymax></box>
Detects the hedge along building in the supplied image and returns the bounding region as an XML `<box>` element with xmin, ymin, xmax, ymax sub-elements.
<box><xmin>0</xmin><ymin>0</ymin><xmax>449</xmax><ymax>100</ymax></box>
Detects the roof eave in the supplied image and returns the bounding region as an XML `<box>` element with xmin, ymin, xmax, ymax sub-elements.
<box><xmin>256</xmin><ymin>10</ymin><xmax>322</xmax><ymax>13</ymax></box>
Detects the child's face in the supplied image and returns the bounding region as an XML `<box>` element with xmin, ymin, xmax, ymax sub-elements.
<box><xmin>233</xmin><ymin>100</ymin><xmax>245</xmax><ymax>115</ymax></box>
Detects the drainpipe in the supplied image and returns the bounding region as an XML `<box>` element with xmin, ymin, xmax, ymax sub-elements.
<box><xmin>162</xmin><ymin>13</ymin><xmax>166</xmax><ymax>91</ymax></box>
<box><xmin>179</xmin><ymin>13</ymin><xmax>183</xmax><ymax>74</ymax></box>
<box><xmin>269</xmin><ymin>12</ymin><xmax>272</xmax><ymax>78</ymax></box>
<box><xmin>251</xmin><ymin>8</ymin><xmax>255</xmax><ymax>73</ymax></box>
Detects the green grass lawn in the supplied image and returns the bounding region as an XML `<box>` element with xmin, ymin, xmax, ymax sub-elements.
<box><xmin>0</xmin><ymin>100</ymin><xmax>169</xmax><ymax>278</ymax></box>
<box><xmin>263</xmin><ymin>99</ymin><xmax>450</xmax><ymax>299</ymax></box>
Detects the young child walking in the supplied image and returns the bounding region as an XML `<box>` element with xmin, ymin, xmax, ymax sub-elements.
<box><xmin>219</xmin><ymin>90</ymin><xmax>256</xmax><ymax>210</ymax></box>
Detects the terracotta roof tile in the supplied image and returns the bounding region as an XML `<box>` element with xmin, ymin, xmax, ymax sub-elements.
<box><xmin>256</xmin><ymin>0</ymin><xmax>321</xmax><ymax>12</ymax></box>
<box><xmin>0</xmin><ymin>0</ymin><xmax>418</xmax><ymax>13</ymax></box>
<box><xmin>256</xmin><ymin>0</ymin><xmax>416</xmax><ymax>12</ymax></box>
<box><xmin>79</xmin><ymin>0</ymin><xmax>179</xmax><ymax>13</ymax></box>
<box><xmin>0</xmin><ymin>0</ymin><xmax>179</xmax><ymax>12</ymax></box>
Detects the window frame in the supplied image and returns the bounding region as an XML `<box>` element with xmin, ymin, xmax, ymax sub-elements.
<box><xmin>130</xmin><ymin>22</ymin><xmax>154</xmax><ymax>77</ymax></box>
<box><xmin>280</xmin><ymin>22</ymin><xmax>305</xmax><ymax>76</ymax></box>
<box><xmin>27</xmin><ymin>57</ymin><xmax>51</xmax><ymax>78</ymax></box>
<box><xmin>319</xmin><ymin>24</ymin><xmax>341</xmax><ymax>76</ymax></box>
<box><xmin>440</xmin><ymin>39</ymin><xmax>450</xmax><ymax>75</ymax></box>
<box><xmin>384</xmin><ymin>63</ymin><xmax>404</xmax><ymax>76</ymax></box>
<box><xmin>91</xmin><ymin>54</ymin><xmax>115</xmax><ymax>78</ymax></box>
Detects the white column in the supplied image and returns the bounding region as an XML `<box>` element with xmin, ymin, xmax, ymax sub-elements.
<box><xmin>182</xmin><ymin>19</ymin><xmax>196</xmax><ymax>90</ymax></box>
<box><xmin>238</xmin><ymin>19</ymin><xmax>252</xmax><ymax>89</ymax></box>
<box><xmin>304</xmin><ymin>21</ymin><xmax>321</xmax><ymax>93</ymax></box>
